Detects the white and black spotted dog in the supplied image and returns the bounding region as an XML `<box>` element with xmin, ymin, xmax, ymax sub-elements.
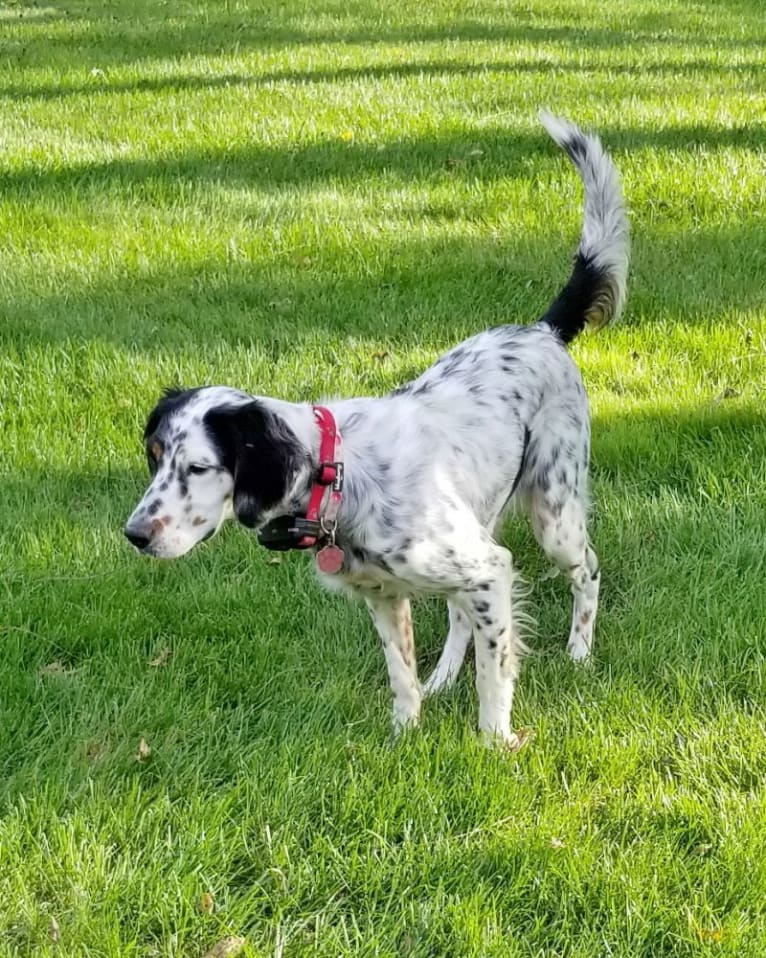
<box><xmin>125</xmin><ymin>114</ymin><xmax>629</xmax><ymax>748</ymax></box>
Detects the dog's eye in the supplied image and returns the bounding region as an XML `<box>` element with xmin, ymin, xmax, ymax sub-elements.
<box><xmin>188</xmin><ymin>464</ymin><xmax>211</xmax><ymax>476</ymax></box>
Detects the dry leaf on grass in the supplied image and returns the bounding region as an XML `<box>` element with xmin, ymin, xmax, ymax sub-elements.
<box><xmin>135</xmin><ymin>737</ymin><xmax>152</xmax><ymax>762</ymax></box>
<box><xmin>203</xmin><ymin>936</ymin><xmax>246</xmax><ymax>958</ymax></box>
<box><xmin>696</xmin><ymin>927</ymin><xmax>723</xmax><ymax>943</ymax></box>
<box><xmin>148</xmin><ymin>649</ymin><xmax>172</xmax><ymax>667</ymax></box>
<box><xmin>550</xmin><ymin>837</ymin><xmax>566</xmax><ymax>850</ymax></box>
<box><xmin>39</xmin><ymin>661</ymin><xmax>77</xmax><ymax>676</ymax></box>
<box><xmin>50</xmin><ymin>916</ymin><xmax>61</xmax><ymax>943</ymax></box>
<box><xmin>509</xmin><ymin>727</ymin><xmax>534</xmax><ymax>753</ymax></box>
<box><xmin>713</xmin><ymin>387</ymin><xmax>741</xmax><ymax>404</ymax></box>
<box><xmin>689</xmin><ymin>843</ymin><xmax>713</xmax><ymax>858</ymax></box>
<box><xmin>85</xmin><ymin>740</ymin><xmax>108</xmax><ymax>762</ymax></box>
<box><xmin>199</xmin><ymin>892</ymin><xmax>214</xmax><ymax>914</ymax></box>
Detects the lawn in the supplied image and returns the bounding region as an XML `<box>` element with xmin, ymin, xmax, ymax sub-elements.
<box><xmin>2</xmin><ymin>0</ymin><xmax>766</xmax><ymax>954</ymax></box>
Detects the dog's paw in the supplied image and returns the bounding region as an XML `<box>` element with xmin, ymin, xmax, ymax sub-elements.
<box><xmin>391</xmin><ymin>709</ymin><xmax>420</xmax><ymax>738</ymax></box>
<box><xmin>567</xmin><ymin>639</ymin><xmax>592</xmax><ymax>663</ymax></box>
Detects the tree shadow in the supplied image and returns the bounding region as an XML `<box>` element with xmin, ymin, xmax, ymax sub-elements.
<box><xmin>2</xmin><ymin>217</ymin><xmax>764</xmax><ymax>355</ymax></box>
<box><xmin>2</xmin><ymin>119</ymin><xmax>765</xmax><ymax>204</ymax></box>
<box><xmin>5</xmin><ymin>0</ymin><xmax>765</xmax><ymax>73</ymax></box>
<box><xmin>5</xmin><ymin>54</ymin><xmax>766</xmax><ymax>103</ymax></box>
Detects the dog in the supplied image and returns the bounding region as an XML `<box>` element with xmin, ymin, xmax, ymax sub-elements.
<box><xmin>125</xmin><ymin>113</ymin><xmax>629</xmax><ymax>748</ymax></box>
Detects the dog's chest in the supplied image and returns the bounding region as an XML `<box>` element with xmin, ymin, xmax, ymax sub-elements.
<box><xmin>317</xmin><ymin>549</ymin><xmax>408</xmax><ymax>599</ymax></box>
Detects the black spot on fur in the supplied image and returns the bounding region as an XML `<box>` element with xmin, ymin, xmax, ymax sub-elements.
<box><xmin>380</xmin><ymin>505</ymin><xmax>400</xmax><ymax>531</ymax></box>
<box><xmin>473</xmin><ymin>599</ymin><xmax>490</xmax><ymax>614</ymax></box>
<box><xmin>343</xmin><ymin>412</ymin><xmax>362</xmax><ymax>432</ymax></box>
<box><xmin>390</xmin><ymin>382</ymin><xmax>413</xmax><ymax>397</ymax></box>
<box><xmin>349</xmin><ymin>545</ymin><xmax>370</xmax><ymax>564</ymax></box>
<box><xmin>147</xmin><ymin>499</ymin><xmax>161</xmax><ymax>516</ymax></box>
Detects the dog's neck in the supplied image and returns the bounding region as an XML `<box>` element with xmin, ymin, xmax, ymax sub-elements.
<box><xmin>258</xmin><ymin>397</ymin><xmax>341</xmax><ymax>515</ymax></box>
<box><xmin>258</xmin><ymin>397</ymin><xmax>318</xmax><ymax>449</ymax></box>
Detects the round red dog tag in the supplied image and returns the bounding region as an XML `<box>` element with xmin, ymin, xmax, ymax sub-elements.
<box><xmin>316</xmin><ymin>545</ymin><xmax>345</xmax><ymax>574</ymax></box>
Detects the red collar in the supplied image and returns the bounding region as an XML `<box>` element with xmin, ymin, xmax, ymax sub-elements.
<box><xmin>255</xmin><ymin>406</ymin><xmax>344</xmax><ymax>558</ymax></box>
<box><xmin>299</xmin><ymin>405</ymin><xmax>344</xmax><ymax>548</ymax></box>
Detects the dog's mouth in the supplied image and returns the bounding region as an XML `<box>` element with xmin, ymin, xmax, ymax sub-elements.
<box><xmin>133</xmin><ymin>526</ymin><xmax>218</xmax><ymax>559</ymax></box>
<box><xmin>133</xmin><ymin>541</ymin><xmax>178</xmax><ymax>560</ymax></box>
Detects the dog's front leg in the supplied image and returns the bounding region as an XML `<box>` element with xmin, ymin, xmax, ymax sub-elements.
<box><xmin>366</xmin><ymin>595</ymin><xmax>421</xmax><ymax>734</ymax></box>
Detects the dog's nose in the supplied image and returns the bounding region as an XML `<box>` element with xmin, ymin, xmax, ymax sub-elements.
<box><xmin>124</xmin><ymin>525</ymin><xmax>152</xmax><ymax>551</ymax></box>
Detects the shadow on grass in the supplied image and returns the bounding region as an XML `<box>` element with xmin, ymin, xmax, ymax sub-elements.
<box><xmin>6</xmin><ymin>0</ymin><xmax>766</xmax><ymax>73</ymax></box>
<box><xmin>2</xmin><ymin>217</ymin><xmax>764</xmax><ymax>355</ymax></box>
<box><xmin>2</xmin><ymin>120</ymin><xmax>766</xmax><ymax>202</ymax></box>
<box><xmin>4</xmin><ymin>53</ymin><xmax>766</xmax><ymax>102</ymax></box>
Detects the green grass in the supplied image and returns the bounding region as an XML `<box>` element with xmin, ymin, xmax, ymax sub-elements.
<box><xmin>2</xmin><ymin>0</ymin><xmax>766</xmax><ymax>954</ymax></box>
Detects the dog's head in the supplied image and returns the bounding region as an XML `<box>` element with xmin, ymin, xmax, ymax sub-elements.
<box><xmin>124</xmin><ymin>386</ymin><xmax>307</xmax><ymax>558</ymax></box>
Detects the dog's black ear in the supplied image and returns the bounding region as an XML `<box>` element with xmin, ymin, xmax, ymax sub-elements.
<box><xmin>204</xmin><ymin>401</ymin><xmax>305</xmax><ymax>528</ymax></box>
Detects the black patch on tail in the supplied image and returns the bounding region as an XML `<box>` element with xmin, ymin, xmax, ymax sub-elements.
<box><xmin>556</xmin><ymin>131</ymin><xmax>589</xmax><ymax>168</ymax></box>
<box><xmin>539</xmin><ymin>251</ymin><xmax>606</xmax><ymax>345</ymax></box>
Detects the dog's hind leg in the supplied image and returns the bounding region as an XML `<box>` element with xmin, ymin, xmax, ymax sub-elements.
<box><xmin>530</xmin><ymin>491</ymin><xmax>600</xmax><ymax>662</ymax></box>
<box><xmin>421</xmin><ymin>601</ymin><xmax>472</xmax><ymax>697</ymax></box>
<box><xmin>366</xmin><ymin>595</ymin><xmax>421</xmax><ymax>733</ymax></box>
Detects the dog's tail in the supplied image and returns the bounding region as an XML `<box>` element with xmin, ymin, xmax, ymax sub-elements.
<box><xmin>537</xmin><ymin>112</ymin><xmax>630</xmax><ymax>344</ymax></box>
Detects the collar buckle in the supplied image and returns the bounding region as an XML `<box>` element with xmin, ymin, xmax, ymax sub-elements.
<box><xmin>257</xmin><ymin>515</ymin><xmax>320</xmax><ymax>551</ymax></box>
